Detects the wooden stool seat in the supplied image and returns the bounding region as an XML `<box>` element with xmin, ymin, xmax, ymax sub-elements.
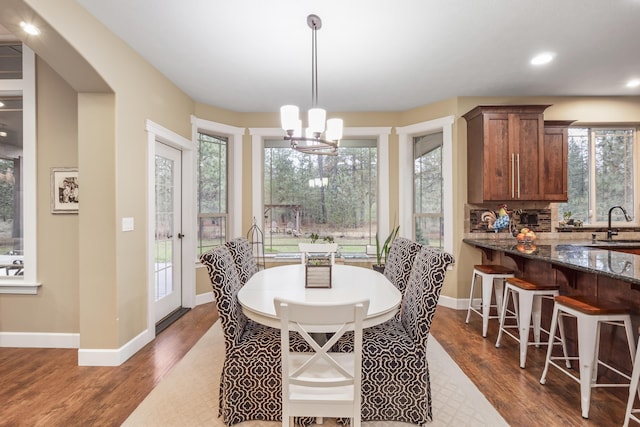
<box><xmin>540</xmin><ymin>295</ymin><xmax>635</xmax><ymax>419</ymax></box>
<box><xmin>465</xmin><ymin>264</ymin><xmax>515</xmax><ymax>338</ymax></box>
<box><xmin>554</xmin><ymin>295</ymin><xmax>630</xmax><ymax>316</ymax></box>
<box><xmin>473</xmin><ymin>264</ymin><xmax>515</xmax><ymax>275</ymax></box>
<box><xmin>496</xmin><ymin>277</ymin><xmax>561</xmax><ymax>368</ymax></box>
<box><xmin>506</xmin><ymin>277</ymin><xmax>559</xmax><ymax>291</ymax></box>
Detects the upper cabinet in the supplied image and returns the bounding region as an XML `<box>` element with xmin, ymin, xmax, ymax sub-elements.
<box><xmin>542</xmin><ymin>120</ymin><xmax>575</xmax><ymax>202</ymax></box>
<box><xmin>463</xmin><ymin>105</ymin><xmax>570</xmax><ymax>203</ymax></box>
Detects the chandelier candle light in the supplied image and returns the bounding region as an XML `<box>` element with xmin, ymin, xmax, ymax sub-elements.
<box><xmin>280</xmin><ymin>14</ymin><xmax>343</xmax><ymax>156</ymax></box>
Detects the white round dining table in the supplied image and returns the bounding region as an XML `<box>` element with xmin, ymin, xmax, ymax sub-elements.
<box><xmin>237</xmin><ymin>264</ymin><xmax>401</xmax><ymax>330</ymax></box>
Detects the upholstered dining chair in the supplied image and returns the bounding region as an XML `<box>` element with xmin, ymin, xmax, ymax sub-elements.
<box><xmin>383</xmin><ymin>237</ymin><xmax>422</xmax><ymax>293</ymax></box>
<box><xmin>200</xmin><ymin>245</ymin><xmax>284</xmax><ymax>425</ymax></box>
<box><xmin>382</xmin><ymin>237</ymin><xmax>422</xmax><ymax>320</ymax></box>
<box><xmin>275</xmin><ymin>298</ymin><xmax>369</xmax><ymax>427</ymax></box>
<box><xmin>225</xmin><ymin>237</ymin><xmax>259</xmax><ymax>285</ymax></box>
<box><xmin>338</xmin><ymin>246</ymin><xmax>455</xmax><ymax>426</ymax></box>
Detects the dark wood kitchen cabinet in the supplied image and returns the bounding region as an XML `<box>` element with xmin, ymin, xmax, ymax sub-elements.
<box><xmin>542</xmin><ymin>120</ymin><xmax>574</xmax><ymax>202</ymax></box>
<box><xmin>463</xmin><ymin>105</ymin><xmax>552</xmax><ymax>203</ymax></box>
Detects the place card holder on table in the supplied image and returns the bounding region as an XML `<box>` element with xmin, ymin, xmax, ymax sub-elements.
<box><xmin>305</xmin><ymin>256</ymin><xmax>332</xmax><ymax>288</ymax></box>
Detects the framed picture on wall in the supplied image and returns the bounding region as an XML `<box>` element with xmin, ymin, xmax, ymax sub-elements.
<box><xmin>51</xmin><ymin>167</ymin><xmax>79</xmax><ymax>214</ymax></box>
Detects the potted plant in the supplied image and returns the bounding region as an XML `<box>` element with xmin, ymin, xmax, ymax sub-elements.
<box><xmin>373</xmin><ymin>225</ymin><xmax>399</xmax><ymax>273</ymax></box>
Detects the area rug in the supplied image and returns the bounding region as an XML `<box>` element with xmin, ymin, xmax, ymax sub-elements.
<box><xmin>122</xmin><ymin>321</ymin><xmax>507</xmax><ymax>426</ymax></box>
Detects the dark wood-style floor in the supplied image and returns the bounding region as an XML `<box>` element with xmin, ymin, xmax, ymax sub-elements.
<box><xmin>0</xmin><ymin>303</ymin><xmax>218</xmax><ymax>427</ymax></box>
<box><xmin>0</xmin><ymin>302</ymin><xmax>635</xmax><ymax>426</ymax></box>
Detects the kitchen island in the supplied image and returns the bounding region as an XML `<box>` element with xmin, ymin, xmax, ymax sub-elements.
<box><xmin>464</xmin><ymin>236</ymin><xmax>640</xmax><ymax>377</ymax></box>
<box><xmin>463</xmin><ymin>237</ymin><xmax>640</xmax><ymax>289</ymax></box>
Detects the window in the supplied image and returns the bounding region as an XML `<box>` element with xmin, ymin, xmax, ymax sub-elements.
<box><xmin>263</xmin><ymin>139</ymin><xmax>377</xmax><ymax>254</ymax></box>
<box><xmin>413</xmin><ymin>132</ymin><xmax>443</xmax><ymax>247</ymax></box>
<box><xmin>197</xmin><ymin>132</ymin><xmax>227</xmax><ymax>255</ymax></box>
<box><xmin>560</xmin><ymin>127</ymin><xmax>636</xmax><ymax>225</ymax></box>
<box><xmin>0</xmin><ymin>44</ymin><xmax>36</xmax><ymax>292</ymax></box>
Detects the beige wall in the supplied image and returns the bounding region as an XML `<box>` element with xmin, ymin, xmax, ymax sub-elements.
<box><xmin>2</xmin><ymin>0</ymin><xmax>640</xmax><ymax>359</ymax></box>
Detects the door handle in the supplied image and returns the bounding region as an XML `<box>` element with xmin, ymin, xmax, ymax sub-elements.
<box><xmin>178</xmin><ymin>233</ymin><xmax>185</xmax><ymax>239</ymax></box>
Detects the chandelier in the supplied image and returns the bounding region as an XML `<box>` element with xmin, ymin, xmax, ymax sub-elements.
<box><xmin>280</xmin><ymin>14</ymin><xmax>343</xmax><ymax>156</ymax></box>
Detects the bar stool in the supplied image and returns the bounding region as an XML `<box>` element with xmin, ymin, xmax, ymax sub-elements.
<box><xmin>624</xmin><ymin>338</ymin><xmax>640</xmax><ymax>427</ymax></box>
<box><xmin>465</xmin><ymin>264</ymin><xmax>515</xmax><ymax>337</ymax></box>
<box><xmin>495</xmin><ymin>277</ymin><xmax>562</xmax><ymax>368</ymax></box>
<box><xmin>540</xmin><ymin>295</ymin><xmax>636</xmax><ymax>419</ymax></box>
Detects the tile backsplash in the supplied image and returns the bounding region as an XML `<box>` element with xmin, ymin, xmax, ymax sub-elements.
<box><xmin>469</xmin><ymin>207</ymin><xmax>551</xmax><ymax>233</ymax></box>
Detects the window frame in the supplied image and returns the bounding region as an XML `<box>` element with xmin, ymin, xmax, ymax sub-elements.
<box><xmin>191</xmin><ymin>117</ymin><xmax>243</xmax><ymax>242</ymax></box>
<box><xmin>262</xmin><ymin>138</ymin><xmax>379</xmax><ymax>253</ymax></box>
<box><xmin>562</xmin><ymin>126</ymin><xmax>638</xmax><ymax>226</ymax></box>
<box><xmin>413</xmin><ymin>132</ymin><xmax>444</xmax><ymax>248</ymax></box>
<box><xmin>397</xmin><ymin>116</ymin><xmax>454</xmax><ymax>254</ymax></box>
<box><xmin>250</xmin><ymin>127</ymin><xmax>392</xmax><ymax>254</ymax></box>
<box><xmin>0</xmin><ymin>44</ymin><xmax>39</xmax><ymax>294</ymax></box>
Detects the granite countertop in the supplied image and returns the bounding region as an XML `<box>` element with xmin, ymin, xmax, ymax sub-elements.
<box><xmin>463</xmin><ymin>237</ymin><xmax>640</xmax><ymax>286</ymax></box>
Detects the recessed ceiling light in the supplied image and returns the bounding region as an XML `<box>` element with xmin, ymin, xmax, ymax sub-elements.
<box><xmin>20</xmin><ymin>21</ymin><xmax>40</xmax><ymax>36</ymax></box>
<box><xmin>0</xmin><ymin>131</ymin><xmax>7</xmax><ymax>138</ymax></box>
<box><xmin>0</xmin><ymin>102</ymin><xmax>4</xmax><ymax>108</ymax></box>
<box><xmin>627</xmin><ymin>79</ymin><xmax>640</xmax><ymax>88</ymax></box>
<box><xmin>530</xmin><ymin>52</ymin><xmax>554</xmax><ymax>66</ymax></box>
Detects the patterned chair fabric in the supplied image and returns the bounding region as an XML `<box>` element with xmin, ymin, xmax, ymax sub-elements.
<box><xmin>383</xmin><ymin>237</ymin><xmax>422</xmax><ymax>294</ymax></box>
<box><xmin>339</xmin><ymin>246</ymin><xmax>455</xmax><ymax>426</ymax></box>
<box><xmin>225</xmin><ymin>237</ymin><xmax>259</xmax><ymax>285</ymax></box>
<box><xmin>200</xmin><ymin>245</ymin><xmax>313</xmax><ymax>426</ymax></box>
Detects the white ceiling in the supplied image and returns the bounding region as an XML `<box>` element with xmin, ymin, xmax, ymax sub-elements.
<box><xmin>34</xmin><ymin>1</ymin><xmax>640</xmax><ymax>113</ymax></box>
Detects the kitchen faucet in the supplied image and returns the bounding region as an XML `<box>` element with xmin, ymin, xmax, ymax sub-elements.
<box><xmin>607</xmin><ymin>205</ymin><xmax>632</xmax><ymax>240</ymax></box>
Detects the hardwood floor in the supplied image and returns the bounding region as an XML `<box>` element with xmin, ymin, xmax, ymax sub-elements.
<box><xmin>0</xmin><ymin>301</ymin><xmax>634</xmax><ymax>426</ymax></box>
<box><xmin>0</xmin><ymin>303</ymin><xmax>218</xmax><ymax>427</ymax></box>
<box><xmin>430</xmin><ymin>306</ymin><xmax>632</xmax><ymax>427</ymax></box>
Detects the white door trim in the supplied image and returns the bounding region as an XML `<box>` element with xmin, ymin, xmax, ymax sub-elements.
<box><xmin>145</xmin><ymin>120</ymin><xmax>196</xmax><ymax>337</ymax></box>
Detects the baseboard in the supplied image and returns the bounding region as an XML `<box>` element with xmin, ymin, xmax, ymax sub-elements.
<box><xmin>0</xmin><ymin>331</ymin><xmax>80</xmax><ymax>348</ymax></box>
<box><xmin>77</xmin><ymin>327</ymin><xmax>154</xmax><ymax>367</ymax></box>
<box><xmin>438</xmin><ymin>295</ymin><xmax>472</xmax><ymax>310</ymax></box>
<box><xmin>195</xmin><ymin>291</ymin><xmax>214</xmax><ymax>306</ymax></box>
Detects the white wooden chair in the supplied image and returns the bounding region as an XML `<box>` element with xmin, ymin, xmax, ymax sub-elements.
<box><xmin>298</xmin><ymin>243</ymin><xmax>338</xmax><ymax>265</ymax></box>
<box><xmin>274</xmin><ymin>297</ymin><xmax>369</xmax><ymax>427</ymax></box>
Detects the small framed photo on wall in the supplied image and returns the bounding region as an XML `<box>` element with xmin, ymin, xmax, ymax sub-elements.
<box><xmin>51</xmin><ymin>167</ymin><xmax>79</xmax><ymax>214</ymax></box>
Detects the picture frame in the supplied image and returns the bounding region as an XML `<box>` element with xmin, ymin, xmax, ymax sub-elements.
<box><xmin>51</xmin><ymin>167</ymin><xmax>79</xmax><ymax>214</ymax></box>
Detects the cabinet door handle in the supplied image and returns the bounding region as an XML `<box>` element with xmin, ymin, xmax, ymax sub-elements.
<box><xmin>511</xmin><ymin>153</ymin><xmax>515</xmax><ymax>198</ymax></box>
<box><xmin>516</xmin><ymin>153</ymin><xmax>521</xmax><ymax>198</ymax></box>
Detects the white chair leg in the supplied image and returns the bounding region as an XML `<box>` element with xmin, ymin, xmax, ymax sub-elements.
<box><xmin>540</xmin><ymin>303</ymin><xmax>560</xmax><ymax>385</ymax></box>
<box><xmin>576</xmin><ymin>315</ymin><xmax>599</xmax><ymax>419</ymax></box>
<box><xmin>624</xmin><ymin>341</ymin><xmax>640</xmax><ymax>427</ymax></box>
<box><xmin>494</xmin><ymin>277</ymin><xmax>505</xmax><ymax>324</ymax></box>
<box><xmin>480</xmin><ymin>274</ymin><xmax>494</xmax><ymax>337</ymax></box>
<box><xmin>495</xmin><ymin>286</ymin><xmax>511</xmax><ymax>348</ymax></box>
<box><xmin>465</xmin><ymin>272</ymin><xmax>478</xmax><ymax>324</ymax></box>
<box><xmin>532</xmin><ymin>295</ymin><xmax>543</xmax><ymax>347</ymax></box>
<box><xmin>557</xmin><ymin>312</ymin><xmax>571</xmax><ymax>369</ymax></box>
<box><xmin>517</xmin><ymin>291</ymin><xmax>534</xmax><ymax>369</ymax></box>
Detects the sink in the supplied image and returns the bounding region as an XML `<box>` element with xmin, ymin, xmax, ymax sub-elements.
<box><xmin>597</xmin><ymin>239</ymin><xmax>640</xmax><ymax>244</ymax></box>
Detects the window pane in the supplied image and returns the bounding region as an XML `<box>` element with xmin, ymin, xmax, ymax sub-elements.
<box><xmin>413</xmin><ymin>133</ymin><xmax>443</xmax><ymax>247</ymax></box>
<box><xmin>561</xmin><ymin>127</ymin><xmax>635</xmax><ymax>225</ymax></box>
<box><xmin>0</xmin><ymin>95</ymin><xmax>23</xmax><ymax>276</ymax></box>
<box><xmin>197</xmin><ymin>133</ymin><xmax>227</xmax><ymax>254</ymax></box>
<box><xmin>594</xmin><ymin>129</ymin><xmax>634</xmax><ymax>222</ymax></box>
<box><xmin>561</xmin><ymin>128</ymin><xmax>589</xmax><ymax>223</ymax></box>
<box><xmin>0</xmin><ymin>44</ymin><xmax>22</xmax><ymax>80</ymax></box>
<box><xmin>263</xmin><ymin>140</ymin><xmax>377</xmax><ymax>254</ymax></box>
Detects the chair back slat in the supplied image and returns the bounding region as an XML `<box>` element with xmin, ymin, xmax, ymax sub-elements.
<box><xmin>298</xmin><ymin>243</ymin><xmax>339</xmax><ymax>265</ymax></box>
<box><xmin>275</xmin><ymin>298</ymin><xmax>369</xmax><ymax>425</ymax></box>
